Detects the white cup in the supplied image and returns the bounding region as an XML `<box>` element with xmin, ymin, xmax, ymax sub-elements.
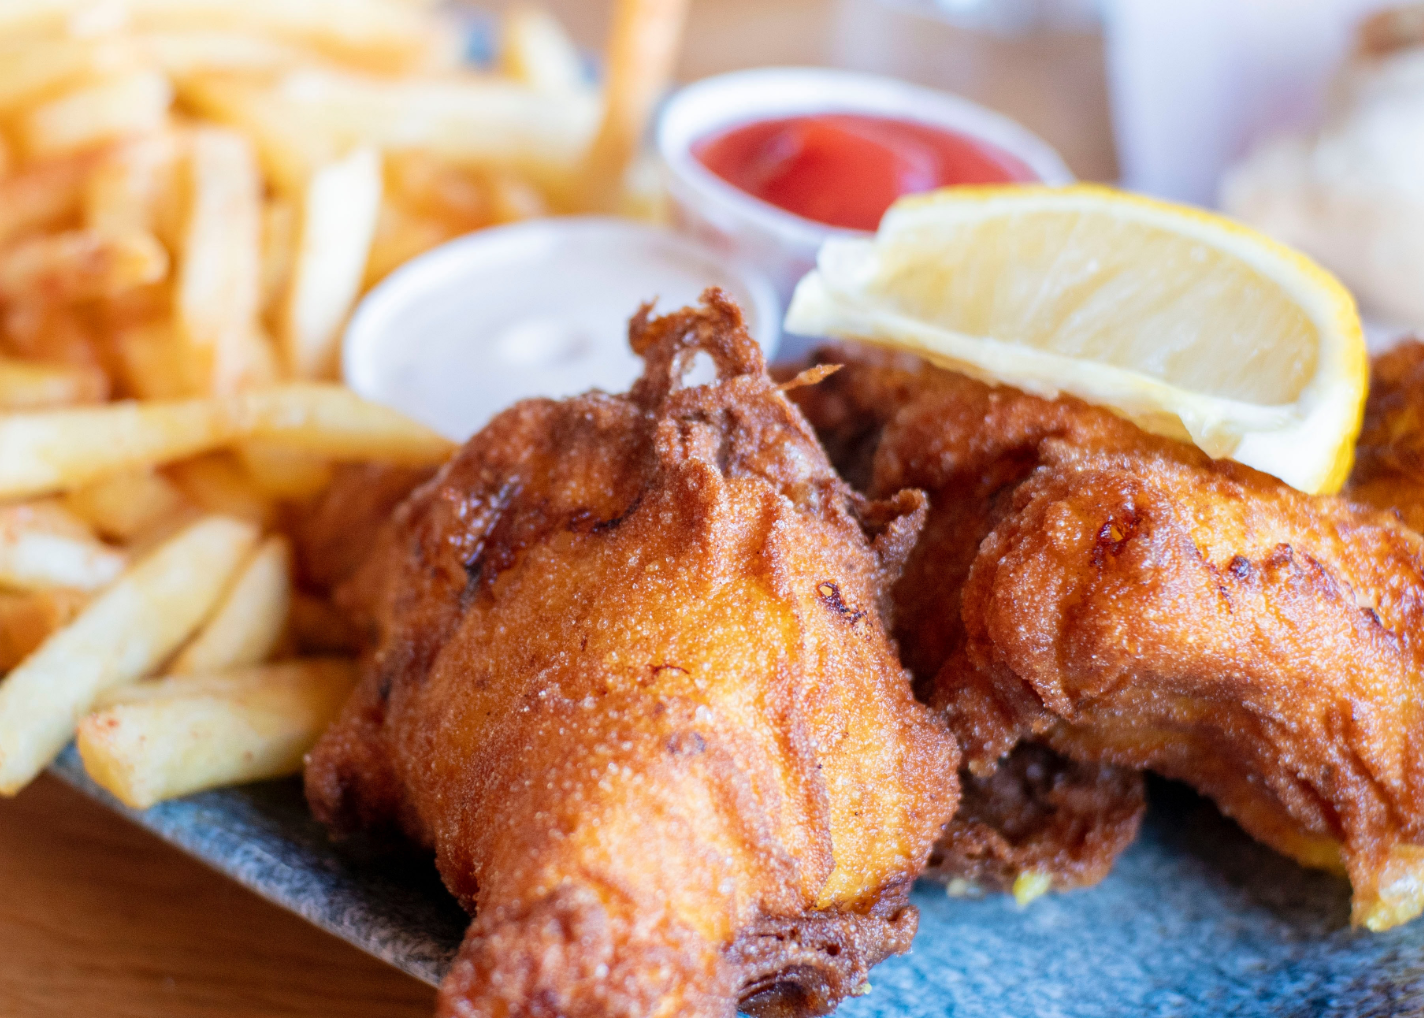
<box><xmin>343</xmin><ymin>217</ymin><xmax>779</xmax><ymax>442</ymax></box>
<box><xmin>656</xmin><ymin>66</ymin><xmax>1074</xmax><ymax>348</ymax></box>
<box><xmin>1104</xmin><ymin>0</ymin><xmax>1395</xmax><ymax>206</ymax></box>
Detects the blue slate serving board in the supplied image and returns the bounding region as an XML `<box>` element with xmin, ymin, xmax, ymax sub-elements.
<box><xmin>47</xmin><ymin>748</ymin><xmax>1424</xmax><ymax>1015</ymax></box>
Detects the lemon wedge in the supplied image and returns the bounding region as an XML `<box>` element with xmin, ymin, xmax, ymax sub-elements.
<box><xmin>784</xmin><ymin>185</ymin><xmax>1367</xmax><ymax>494</ymax></box>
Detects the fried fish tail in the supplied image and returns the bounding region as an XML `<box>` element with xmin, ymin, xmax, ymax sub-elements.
<box><xmin>948</xmin><ymin>452</ymin><xmax>1424</xmax><ymax>929</ymax></box>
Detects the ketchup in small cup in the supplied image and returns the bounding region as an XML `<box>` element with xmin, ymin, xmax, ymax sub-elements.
<box><xmin>693</xmin><ymin>113</ymin><xmax>1038</xmax><ymax>232</ymax></box>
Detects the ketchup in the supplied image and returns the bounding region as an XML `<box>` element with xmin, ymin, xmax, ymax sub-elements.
<box><xmin>693</xmin><ymin>113</ymin><xmax>1037</xmax><ymax>232</ymax></box>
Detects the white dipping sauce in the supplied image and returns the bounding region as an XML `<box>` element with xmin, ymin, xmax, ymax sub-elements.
<box><xmin>343</xmin><ymin>217</ymin><xmax>780</xmax><ymax>442</ymax></box>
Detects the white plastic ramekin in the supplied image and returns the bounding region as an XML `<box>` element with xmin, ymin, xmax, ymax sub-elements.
<box><xmin>343</xmin><ymin>217</ymin><xmax>780</xmax><ymax>442</ymax></box>
<box><xmin>657</xmin><ymin>67</ymin><xmax>1075</xmax><ymax>313</ymax></box>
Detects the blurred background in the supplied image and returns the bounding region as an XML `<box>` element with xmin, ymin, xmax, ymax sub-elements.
<box><xmin>470</xmin><ymin>0</ymin><xmax>1404</xmax><ymax>192</ymax></box>
<box><xmin>470</xmin><ymin>0</ymin><xmax>1422</xmax><ymax>334</ymax></box>
<box><xmin>475</xmin><ymin>0</ymin><xmax>1117</xmax><ymax>181</ymax></box>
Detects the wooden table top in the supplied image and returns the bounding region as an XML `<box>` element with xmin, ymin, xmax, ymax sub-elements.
<box><xmin>0</xmin><ymin>4</ymin><xmax>1115</xmax><ymax>1015</ymax></box>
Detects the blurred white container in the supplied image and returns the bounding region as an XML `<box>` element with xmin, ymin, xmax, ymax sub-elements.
<box><xmin>1104</xmin><ymin>0</ymin><xmax>1395</xmax><ymax>206</ymax></box>
<box><xmin>656</xmin><ymin>65</ymin><xmax>1073</xmax><ymax>358</ymax></box>
<box><xmin>343</xmin><ymin>217</ymin><xmax>778</xmax><ymax>441</ymax></box>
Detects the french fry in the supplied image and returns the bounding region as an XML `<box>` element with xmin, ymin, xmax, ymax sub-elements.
<box><xmin>2</xmin><ymin>302</ymin><xmax>105</xmax><ymax>372</ymax></box>
<box><xmin>16</xmin><ymin>69</ymin><xmax>174</xmax><ymax>160</ymax></box>
<box><xmin>124</xmin><ymin>0</ymin><xmax>457</xmax><ymax>74</ymax></box>
<box><xmin>177</xmin><ymin>74</ymin><xmax>339</xmax><ymax>195</ymax></box>
<box><xmin>77</xmin><ymin>658</ymin><xmax>357</xmax><ymax>808</ymax></box>
<box><xmin>83</xmin><ymin>132</ymin><xmax>186</xmax><ymax>245</ymax></box>
<box><xmin>0</xmin><ymin>230</ymin><xmax>169</xmax><ymax>303</ymax></box>
<box><xmin>169</xmin><ymin>535</ymin><xmax>290</xmax><ymax>674</ymax></box>
<box><xmin>0</xmin><ymin>588</ymin><xmax>88</xmax><ymax>674</ymax></box>
<box><xmin>63</xmin><ymin>468</ymin><xmax>192</xmax><ymax>542</ymax></box>
<box><xmin>166</xmin><ymin>452</ymin><xmax>275</xmax><ymax>528</ymax></box>
<box><xmin>139</xmin><ymin>31</ymin><xmax>323</xmax><ymax>78</ymax></box>
<box><xmin>579</xmin><ymin>0</ymin><xmax>691</xmax><ymax>212</ymax></box>
<box><xmin>0</xmin><ymin>1</ymin><xmax>129</xmax><ymax>43</ymax></box>
<box><xmin>489</xmin><ymin>169</ymin><xmax>550</xmax><ymax>225</ymax></box>
<box><xmin>0</xmin><ymin>383</ymin><xmax>453</xmax><ymax>499</ymax></box>
<box><xmin>273</xmin><ymin>69</ymin><xmax>599</xmax><ymax>185</ymax></box>
<box><xmin>0</xmin><ymin>514</ymin><xmax>258</xmax><ymax>795</ymax></box>
<box><xmin>235</xmin><ymin>439</ymin><xmax>333</xmax><ymax>499</ymax></box>
<box><xmin>0</xmin><ymin>356</ymin><xmax>108</xmax><ymax>410</ymax></box>
<box><xmin>363</xmin><ymin>198</ymin><xmax>454</xmax><ymax>287</ymax></box>
<box><xmin>385</xmin><ymin>150</ymin><xmax>488</xmax><ymax>228</ymax></box>
<box><xmin>259</xmin><ymin>198</ymin><xmax>297</xmax><ymax>324</ymax></box>
<box><xmin>174</xmin><ymin>127</ymin><xmax>264</xmax><ymax>394</ymax></box>
<box><xmin>110</xmin><ymin>319</ymin><xmax>192</xmax><ymax>400</ymax></box>
<box><xmin>0</xmin><ymin>152</ymin><xmax>99</xmax><ymax>247</ymax></box>
<box><xmin>500</xmin><ymin>6</ymin><xmax>588</xmax><ymax>95</ymax></box>
<box><xmin>0</xmin><ymin>499</ymin><xmax>127</xmax><ymax>592</ymax></box>
<box><xmin>0</xmin><ymin>35</ymin><xmax>140</xmax><ymax>117</ymax></box>
<box><xmin>281</xmin><ymin>147</ymin><xmax>382</xmax><ymax>379</ymax></box>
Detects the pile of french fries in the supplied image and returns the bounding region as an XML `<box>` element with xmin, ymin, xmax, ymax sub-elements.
<box><xmin>0</xmin><ymin>0</ymin><xmax>619</xmax><ymax>810</ymax></box>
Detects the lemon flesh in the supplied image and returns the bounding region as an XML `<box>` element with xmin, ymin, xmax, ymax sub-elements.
<box><xmin>785</xmin><ymin>185</ymin><xmax>1367</xmax><ymax>494</ymax></box>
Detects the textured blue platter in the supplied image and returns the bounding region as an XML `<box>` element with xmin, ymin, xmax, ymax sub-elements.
<box><xmin>47</xmin><ymin>747</ymin><xmax>1424</xmax><ymax>1015</ymax></box>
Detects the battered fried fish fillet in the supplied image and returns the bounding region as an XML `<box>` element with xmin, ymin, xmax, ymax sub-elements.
<box><xmin>1347</xmin><ymin>338</ymin><xmax>1424</xmax><ymax>531</ymax></box>
<box><xmin>305</xmin><ymin>293</ymin><xmax>959</xmax><ymax>1018</ymax></box>
<box><xmin>926</xmin><ymin>742</ymin><xmax>1146</xmax><ymax>900</ymax></box>
<box><xmin>789</xmin><ymin>346</ymin><xmax>1149</xmax><ymax>897</ymax></box>
<box><xmin>945</xmin><ymin>439</ymin><xmax>1424</xmax><ymax>930</ymax></box>
<box><xmin>292</xmin><ymin>462</ymin><xmax>437</xmax><ymax>592</ymax></box>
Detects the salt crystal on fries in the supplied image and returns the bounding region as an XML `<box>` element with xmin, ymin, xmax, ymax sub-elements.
<box><xmin>0</xmin><ymin>384</ymin><xmax>454</xmax><ymax>499</ymax></box>
<box><xmin>0</xmin><ymin>500</ymin><xmax>127</xmax><ymax>592</ymax></box>
<box><xmin>77</xmin><ymin>658</ymin><xmax>357</xmax><ymax>809</ymax></box>
<box><xmin>0</xmin><ymin>514</ymin><xmax>258</xmax><ymax>795</ymax></box>
<box><xmin>0</xmin><ymin>356</ymin><xmax>108</xmax><ymax>410</ymax></box>
<box><xmin>0</xmin><ymin>229</ymin><xmax>169</xmax><ymax>304</ymax></box>
<box><xmin>174</xmin><ymin>127</ymin><xmax>266</xmax><ymax>394</ymax></box>
<box><xmin>282</xmin><ymin>147</ymin><xmax>382</xmax><ymax>379</ymax></box>
<box><xmin>169</xmin><ymin>534</ymin><xmax>290</xmax><ymax>675</ymax></box>
<box><xmin>16</xmin><ymin>69</ymin><xmax>173</xmax><ymax>160</ymax></box>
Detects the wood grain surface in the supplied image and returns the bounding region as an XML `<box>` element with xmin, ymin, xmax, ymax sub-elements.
<box><xmin>0</xmin><ymin>3</ymin><xmax>1115</xmax><ymax>1015</ymax></box>
<box><xmin>0</xmin><ymin>775</ymin><xmax>436</xmax><ymax>1017</ymax></box>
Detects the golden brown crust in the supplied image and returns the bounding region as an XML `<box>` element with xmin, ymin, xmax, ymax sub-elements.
<box><xmin>290</xmin><ymin>462</ymin><xmax>437</xmax><ymax>594</ymax></box>
<box><xmin>1347</xmin><ymin>338</ymin><xmax>1424</xmax><ymax>533</ymax></box>
<box><xmin>306</xmin><ymin>294</ymin><xmax>959</xmax><ymax>1017</ymax></box>
<box><xmin>950</xmin><ymin>443</ymin><xmax>1424</xmax><ymax>928</ymax></box>
<box><xmin>789</xmin><ymin>345</ymin><xmax>1152</xmax><ymax>896</ymax></box>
